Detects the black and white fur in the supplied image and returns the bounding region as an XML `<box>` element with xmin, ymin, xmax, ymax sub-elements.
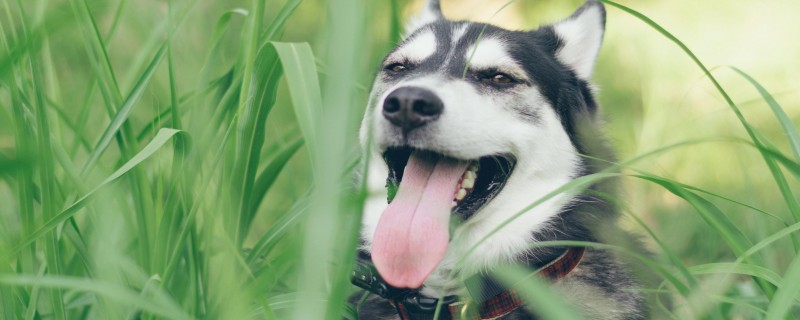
<box><xmin>355</xmin><ymin>1</ymin><xmax>648</xmax><ymax>318</ymax></box>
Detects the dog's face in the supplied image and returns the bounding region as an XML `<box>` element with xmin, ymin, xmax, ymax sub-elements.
<box><xmin>359</xmin><ymin>0</ymin><xmax>606</xmax><ymax>292</ymax></box>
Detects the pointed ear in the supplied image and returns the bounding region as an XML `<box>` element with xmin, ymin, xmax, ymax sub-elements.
<box><xmin>404</xmin><ymin>0</ymin><xmax>443</xmax><ymax>36</ymax></box>
<box><xmin>552</xmin><ymin>0</ymin><xmax>606</xmax><ymax>80</ymax></box>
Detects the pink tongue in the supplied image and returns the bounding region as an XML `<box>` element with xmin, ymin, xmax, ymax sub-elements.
<box><xmin>371</xmin><ymin>152</ymin><xmax>468</xmax><ymax>288</ymax></box>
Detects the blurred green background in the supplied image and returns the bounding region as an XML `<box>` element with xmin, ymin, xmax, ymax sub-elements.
<box><xmin>1</xmin><ymin>0</ymin><xmax>799</xmax><ymax>319</ymax></box>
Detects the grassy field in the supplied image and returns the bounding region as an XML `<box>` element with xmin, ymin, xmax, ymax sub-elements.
<box><xmin>1</xmin><ymin>0</ymin><xmax>799</xmax><ymax>319</ymax></box>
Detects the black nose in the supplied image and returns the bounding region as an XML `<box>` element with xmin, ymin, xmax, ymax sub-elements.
<box><xmin>382</xmin><ymin>87</ymin><xmax>443</xmax><ymax>131</ymax></box>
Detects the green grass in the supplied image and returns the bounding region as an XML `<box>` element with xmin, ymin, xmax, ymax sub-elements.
<box><xmin>1</xmin><ymin>0</ymin><xmax>799</xmax><ymax>319</ymax></box>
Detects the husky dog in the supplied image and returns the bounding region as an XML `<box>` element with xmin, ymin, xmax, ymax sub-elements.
<box><xmin>353</xmin><ymin>1</ymin><xmax>648</xmax><ymax>319</ymax></box>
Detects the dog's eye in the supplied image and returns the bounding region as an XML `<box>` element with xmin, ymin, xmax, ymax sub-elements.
<box><xmin>476</xmin><ymin>71</ymin><xmax>518</xmax><ymax>87</ymax></box>
<box><xmin>489</xmin><ymin>73</ymin><xmax>514</xmax><ymax>84</ymax></box>
<box><xmin>385</xmin><ymin>63</ymin><xmax>409</xmax><ymax>73</ymax></box>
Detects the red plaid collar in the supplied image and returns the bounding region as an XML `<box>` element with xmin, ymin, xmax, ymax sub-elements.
<box><xmin>390</xmin><ymin>246</ymin><xmax>585</xmax><ymax>320</ymax></box>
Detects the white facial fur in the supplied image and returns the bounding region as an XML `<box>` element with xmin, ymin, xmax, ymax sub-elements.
<box><xmin>391</xmin><ymin>29</ymin><xmax>438</xmax><ymax>64</ymax></box>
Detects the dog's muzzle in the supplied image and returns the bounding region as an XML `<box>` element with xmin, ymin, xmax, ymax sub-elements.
<box><xmin>383</xmin><ymin>87</ymin><xmax>443</xmax><ymax>132</ymax></box>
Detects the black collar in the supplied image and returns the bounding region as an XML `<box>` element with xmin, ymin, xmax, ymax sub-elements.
<box><xmin>351</xmin><ymin>246</ymin><xmax>585</xmax><ymax>320</ymax></box>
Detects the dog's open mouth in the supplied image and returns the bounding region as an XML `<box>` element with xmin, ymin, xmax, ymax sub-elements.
<box><xmin>371</xmin><ymin>147</ymin><xmax>515</xmax><ymax>288</ymax></box>
<box><xmin>383</xmin><ymin>147</ymin><xmax>516</xmax><ymax>218</ymax></box>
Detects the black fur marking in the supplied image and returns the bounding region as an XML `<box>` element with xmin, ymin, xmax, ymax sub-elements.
<box><xmin>531</xmin><ymin>26</ymin><xmax>564</xmax><ymax>57</ymax></box>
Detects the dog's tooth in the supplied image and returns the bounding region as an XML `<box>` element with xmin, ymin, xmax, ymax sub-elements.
<box><xmin>451</xmin><ymin>201</ymin><xmax>457</xmax><ymax>207</ymax></box>
<box><xmin>465</xmin><ymin>171</ymin><xmax>476</xmax><ymax>180</ymax></box>
<box><xmin>462</xmin><ymin>177</ymin><xmax>475</xmax><ymax>189</ymax></box>
<box><xmin>455</xmin><ymin>189</ymin><xmax>467</xmax><ymax>200</ymax></box>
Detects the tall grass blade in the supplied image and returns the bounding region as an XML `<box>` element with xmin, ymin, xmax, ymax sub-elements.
<box><xmin>737</xmin><ymin>221</ymin><xmax>800</xmax><ymax>266</ymax></box>
<box><xmin>688</xmin><ymin>263</ymin><xmax>783</xmax><ymax>289</ymax></box>
<box><xmin>6</xmin><ymin>128</ymin><xmax>186</xmax><ymax>258</ymax></box>
<box><xmin>247</xmin><ymin>196</ymin><xmax>310</xmax><ymax>265</ymax></box>
<box><xmin>0</xmin><ymin>154</ymin><xmax>32</xmax><ymax>175</ymax></box>
<box><xmin>196</xmin><ymin>8</ymin><xmax>246</xmax><ymax>93</ymax></box>
<box><xmin>492</xmin><ymin>265</ymin><xmax>584</xmax><ymax>319</ymax></box>
<box><xmin>80</xmin><ymin>44</ymin><xmax>167</xmax><ymax>175</ymax></box>
<box><xmin>292</xmin><ymin>0</ymin><xmax>366</xmax><ymax>318</ymax></box>
<box><xmin>159</xmin><ymin>118</ymin><xmax>236</xmax><ymax>292</ymax></box>
<box><xmin>271</xmin><ymin>42</ymin><xmax>322</xmax><ymax>158</ymax></box>
<box><xmin>233</xmin><ymin>41</ymin><xmax>322</xmax><ymax>245</ymax></box>
<box><xmin>235</xmin><ymin>0</ymin><xmax>264</xmax><ymax>119</ymax></box>
<box><xmin>765</xmin><ymin>253</ymin><xmax>800</xmax><ymax>320</ymax></box>
<box><xmin>0</xmin><ymin>275</ymin><xmax>194</xmax><ymax>320</ymax></box>
<box><xmin>757</xmin><ymin>146</ymin><xmax>800</xmax><ymax>178</ymax></box>
<box><xmin>728</xmin><ymin>67</ymin><xmax>800</xmax><ymax>161</ymax></box>
<box><xmin>261</xmin><ymin>0</ymin><xmax>302</xmax><ymax>43</ymax></box>
<box><xmin>16</xmin><ymin>0</ymin><xmax>68</xmax><ymax>316</ymax></box>
<box><xmin>249</xmin><ymin>136</ymin><xmax>304</xmax><ymax>214</ymax></box>
<box><xmin>231</xmin><ymin>42</ymin><xmax>282</xmax><ymax>245</ymax></box>
<box><xmin>593</xmin><ymin>190</ymin><xmax>699</xmax><ymax>288</ymax></box>
<box><xmin>2</xmin><ymin>13</ymin><xmax>39</xmax><ymax>318</ymax></box>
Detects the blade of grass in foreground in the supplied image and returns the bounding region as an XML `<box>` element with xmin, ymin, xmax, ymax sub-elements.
<box><xmin>589</xmin><ymin>189</ymin><xmax>699</xmax><ymax>288</ymax></box>
<box><xmin>16</xmin><ymin>0</ymin><xmax>68</xmax><ymax>316</ymax></box>
<box><xmin>261</xmin><ymin>0</ymin><xmax>301</xmax><ymax>44</ymax></box>
<box><xmin>728</xmin><ymin>67</ymin><xmax>800</xmax><ymax>162</ymax></box>
<box><xmin>292</xmin><ymin>0</ymin><xmax>366</xmax><ymax>318</ymax></box>
<box><xmin>765</xmin><ymin>252</ymin><xmax>800</xmax><ymax>320</ymax></box>
<box><xmin>246</xmin><ymin>195</ymin><xmax>310</xmax><ymax>266</ymax></box>
<box><xmin>272</xmin><ymin>42</ymin><xmax>322</xmax><ymax>159</ymax></box>
<box><xmin>233</xmin><ymin>41</ymin><xmax>324</xmax><ymax>248</ymax></box>
<box><xmin>688</xmin><ymin>263</ymin><xmax>783</xmax><ymax>289</ymax></box>
<box><xmin>248</xmin><ymin>136</ymin><xmax>304</xmax><ymax>214</ymax></box>
<box><xmin>4</xmin><ymin>128</ymin><xmax>186</xmax><ymax>258</ymax></box>
<box><xmin>231</xmin><ymin>41</ymin><xmax>283</xmax><ymax>245</ymax></box>
<box><xmin>159</xmin><ymin>117</ymin><xmax>236</xmax><ymax>292</ymax></box>
<box><xmin>0</xmin><ymin>154</ymin><xmax>32</xmax><ymax>175</ymax></box>
<box><xmin>493</xmin><ymin>265</ymin><xmax>584</xmax><ymax>320</ymax></box>
<box><xmin>633</xmin><ymin>176</ymin><xmax>755</xmax><ymax>259</ymax></box>
<box><xmin>80</xmin><ymin>43</ymin><xmax>167</xmax><ymax>175</ymax></box>
<box><xmin>0</xmin><ymin>275</ymin><xmax>193</xmax><ymax>320</ymax></box>
<box><xmin>2</xmin><ymin>12</ymin><xmax>41</xmax><ymax>317</ymax></box>
<box><xmin>198</xmin><ymin>9</ymin><xmax>247</xmax><ymax>85</ymax></box>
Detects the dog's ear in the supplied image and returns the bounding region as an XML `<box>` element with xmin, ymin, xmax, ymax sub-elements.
<box><xmin>551</xmin><ymin>0</ymin><xmax>606</xmax><ymax>80</ymax></box>
<box><xmin>405</xmin><ymin>0</ymin><xmax>444</xmax><ymax>36</ymax></box>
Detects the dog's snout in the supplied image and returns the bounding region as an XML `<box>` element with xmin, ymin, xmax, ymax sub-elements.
<box><xmin>383</xmin><ymin>87</ymin><xmax>443</xmax><ymax>131</ymax></box>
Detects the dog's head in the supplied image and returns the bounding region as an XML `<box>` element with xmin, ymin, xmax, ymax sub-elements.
<box><xmin>359</xmin><ymin>0</ymin><xmax>606</xmax><ymax>290</ymax></box>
